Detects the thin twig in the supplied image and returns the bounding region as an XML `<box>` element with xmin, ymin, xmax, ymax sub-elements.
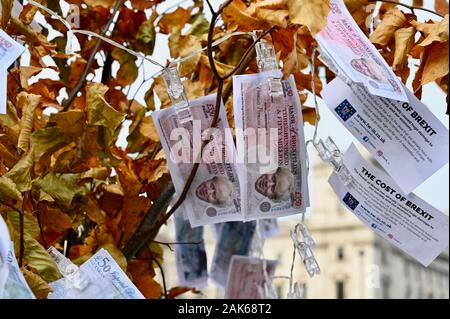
<box><xmin>62</xmin><ymin>0</ymin><xmax>125</xmax><ymax>110</ymax></box>
<box><xmin>148</xmin><ymin>248</ymin><xmax>168</xmax><ymax>299</ymax></box>
<box><xmin>369</xmin><ymin>0</ymin><xmax>444</xmax><ymax>18</ymax></box>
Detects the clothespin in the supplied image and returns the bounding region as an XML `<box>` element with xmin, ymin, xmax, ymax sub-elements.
<box><xmin>314</xmin><ymin>137</ymin><xmax>353</xmax><ymax>186</ymax></box>
<box><xmin>162</xmin><ymin>66</ymin><xmax>193</xmax><ymax>124</ymax></box>
<box><xmin>316</xmin><ymin>47</ymin><xmax>354</xmax><ymax>89</ymax></box>
<box><xmin>255</xmin><ymin>38</ymin><xmax>283</xmax><ymax>97</ymax></box>
<box><xmin>290</xmin><ymin>224</ymin><xmax>320</xmax><ymax>278</ymax></box>
<box><xmin>47</xmin><ymin>247</ymin><xmax>89</xmax><ymax>290</ymax></box>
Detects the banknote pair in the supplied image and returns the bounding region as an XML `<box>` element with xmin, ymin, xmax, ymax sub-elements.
<box><xmin>153</xmin><ymin>71</ymin><xmax>309</xmax><ymax>227</ymax></box>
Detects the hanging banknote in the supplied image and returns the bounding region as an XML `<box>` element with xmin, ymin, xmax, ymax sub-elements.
<box><xmin>210</xmin><ymin>221</ymin><xmax>256</xmax><ymax>287</ymax></box>
<box><xmin>48</xmin><ymin>249</ymin><xmax>144</xmax><ymax>299</ymax></box>
<box><xmin>153</xmin><ymin>94</ymin><xmax>243</xmax><ymax>227</ymax></box>
<box><xmin>316</xmin><ymin>0</ymin><xmax>408</xmax><ymax>102</ymax></box>
<box><xmin>233</xmin><ymin>70</ymin><xmax>309</xmax><ymax>221</ymax></box>
<box><xmin>225</xmin><ymin>256</ymin><xmax>277</xmax><ymax>299</ymax></box>
<box><xmin>174</xmin><ymin>212</ymin><xmax>208</xmax><ymax>288</ymax></box>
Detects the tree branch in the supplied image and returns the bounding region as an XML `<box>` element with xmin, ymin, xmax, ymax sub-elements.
<box><xmin>62</xmin><ymin>0</ymin><xmax>125</xmax><ymax>111</ymax></box>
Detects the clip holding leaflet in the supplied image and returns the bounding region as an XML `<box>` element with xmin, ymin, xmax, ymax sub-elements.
<box><xmin>162</xmin><ymin>66</ymin><xmax>193</xmax><ymax>124</ymax></box>
<box><xmin>315</xmin><ymin>137</ymin><xmax>353</xmax><ymax>186</ymax></box>
<box><xmin>290</xmin><ymin>224</ymin><xmax>320</xmax><ymax>278</ymax></box>
<box><xmin>255</xmin><ymin>39</ymin><xmax>283</xmax><ymax>97</ymax></box>
<box><xmin>47</xmin><ymin>247</ymin><xmax>89</xmax><ymax>290</ymax></box>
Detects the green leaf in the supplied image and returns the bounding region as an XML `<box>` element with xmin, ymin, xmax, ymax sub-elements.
<box><xmin>134</xmin><ymin>16</ymin><xmax>156</xmax><ymax>55</ymax></box>
<box><xmin>148</xmin><ymin>242</ymin><xmax>164</xmax><ymax>268</ymax></box>
<box><xmin>32</xmin><ymin>173</ymin><xmax>83</xmax><ymax>208</ymax></box>
<box><xmin>22</xmin><ymin>234</ymin><xmax>62</xmax><ymax>282</ymax></box>
<box><xmin>30</xmin><ymin>127</ymin><xmax>71</xmax><ymax>160</ymax></box>
<box><xmin>111</xmin><ymin>49</ymin><xmax>139</xmax><ymax>87</ymax></box>
<box><xmin>87</xmin><ymin>83</ymin><xmax>125</xmax><ymax>133</ymax></box>
<box><xmin>7</xmin><ymin>210</ymin><xmax>40</xmax><ymax>238</ymax></box>
<box><xmin>187</xmin><ymin>14</ymin><xmax>210</xmax><ymax>39</ymax></box>
<box><xmin>0</xmin><ymin>176</ymin><xmax>22</xmax><ymax>202</ymax></box>
<box><xmin>7</xmin><ymin>151</ymin><xmax>33</xmax><ymax>192</ymax></box>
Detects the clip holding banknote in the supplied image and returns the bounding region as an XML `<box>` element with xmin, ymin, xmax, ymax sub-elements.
<box><xmin>47</xmin><ymin>247</ymin><xmax>90</xmax><ymax>290</ymax></box>
<box><xmin>255</xmin><ymin>39</ymin><xmax>283</xmax><ymax>97</ymax></box>
<box><xmin>315</xmin><ymin>137</ymin><xmax>353</xmax><ymax>186</ymax></box>
<box><xmin>290</xmin><ymin>224</ymin><xmax>320</xmax><ymax>278</ymax></box>
<box><xmin>162</xmin><ymin>66</ymin><xmax>193</xmax><ymax>124</ymax></box>
<box><xmin>316</xmin><ymin>47</ymin><xmax>355</xmax><ymax>89</ymax></box>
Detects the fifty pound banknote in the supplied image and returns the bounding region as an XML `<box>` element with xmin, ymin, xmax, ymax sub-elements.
<box><xmin>233</xmin><ymin>70</ymin><xmax>310</xmax><ymax>221</ymax></box>
<box><xmin>153</xmin><ymin>94</ymin><xmax>243</xmax><ymax>227</ymax></box>
<box><xmin>48</xmin><ymin>249</ymin><xmax>144</xmax><ymax>299</ymax></box>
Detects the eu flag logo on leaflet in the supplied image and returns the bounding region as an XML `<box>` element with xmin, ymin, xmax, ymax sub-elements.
<box><xmin>343</xmin><ymin>192</ymin><xmax>359</xmax><ymax>211</ymax></box>
<box><xmin>335</xmin><ymin>99</ymin><xmax>356</xmax><ymax>122</ymax></box>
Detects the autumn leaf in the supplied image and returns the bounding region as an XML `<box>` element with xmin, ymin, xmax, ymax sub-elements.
<box><xmin>255</xmin><ymin>8</ymin><xmax>289</xmax><ymax>28</ymax></box>
<box><xmin>111</xmin><ymin>48</ymin><xmax>139</xmax><ymax>87</ymax></box>
<box><xmin>87</xmin><ymin>83</ymin><xmax>124</xmax><ymax>126</ymax></box>
<box><xmin>421</xmin><ymin>41</ymin><xmax>449</xmax><ymax>85</ymax></box>
<box><xmin>370</xmin><ymin>9</ymin><xmax>408</xmax><ymax>46</ymax></box>
<box><xmin>21</xmin><ymin>267</ymin><xmax>53</xmax><ymax>299</ymax></box>
<box><xmin>33</xmin><ymin>173</ymin><xmax>84</xmax><ymax>208</ymax></box>
<box><xmin>158</xmin><ymin>6</ymin><xmax>192</xmax><ymax>34</ymax></box>
<box><xmin>17</xmin><ymin>92</ymin><xmax>41</xmax><ymax>153</ymax></box>
<box><xmin>413</xmin><ymin>14</ymin><xmax>449</xmax><ymax>46</ymax></box>
<box><xmin>127</xmin><ymin>259</ymin><xmax>162</xmax><ymax>299</ymax></box>
<box><xmin>222</xmin><ymin>0</ymin><xmax>271</xmax><ymax>32</ymax></box>
<box><xmin>435</xmin><ymin>0</ymin><xmax>449</xmax><ymax>16</ymax></box>
<box><xmin>1</xmin><ymin>0</ymin><xmax>13</xmax><ymax>28</ymax></box>
<box><xmin>7</xmin><ymin>151</ymin><xmax>33</xmax><ymax>192</ymax></box>
<box><xmin>287</xmin><ymin>0</ymin><xmax>330</xmax><ymax>35</ymax></box>
<box><xmin>393</xmin><ymin>26</ymin><xmax>416</xmax><ymax>71</ymax></box>
<box><xmin>0</xmin><ymin>175</ymin><xmax>22</xmax><ymax>202</ymax></box>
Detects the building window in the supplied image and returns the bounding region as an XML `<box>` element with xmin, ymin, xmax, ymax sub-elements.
<box><xmin>337</xmin><ymin>246</ymin><xmax>344</xmax><ymax>261</ymax></box>
<box><xmin>336</xmin><ymin>281</ymin><xmax>345</xmax><ymax>299</ymax></box>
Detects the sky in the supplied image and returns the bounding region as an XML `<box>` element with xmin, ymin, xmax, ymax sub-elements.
<box><xmin>22</xmin><ymin>0</ymin><xmax>449</xmax><ymax>213</ymax></box>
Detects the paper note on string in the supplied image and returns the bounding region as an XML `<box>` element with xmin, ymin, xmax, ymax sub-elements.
<box><xmin>174</xmin><ymin>212</ymin><xmax>208</xmax><ymax>288</ymax></box>
<box><xmin>48</xmin><ymin>249</ymin><xmax>144</xmax><ymax>299</ymax></box>
<box><xmin>316</xmin><ymin>0</ymin><xmax>408</xmax><ymax>102</ymax></box>
<box><xmin>233</xmin><ymin>70</ymin><xmax>310</xmax><ymax>221</ymax></box>
<box><xmin>210</xmin><ymin>221</ymin><xmax>256</xmax><ymax>288</ymax></box>
<box><xmin>329</xmin><ymin>144</ymin><xmax>449</xmax><ymax>267</ymax></box>
<box><xmin>153</xmin><ymin>94</ymin><xmax>243</xmax><ymax>227</ymax></box>
<box><xmin>322</xmin><ymin>77</ymin><xmax>449</xmax><ymax>194</ymax></box>
<box><xmin>225</xmin><ymin>256</ymin><xmax>277</xmax><ymax>299</ymax></box>
<box><xmin>0</xmin><ymin>29</ymin><xmax>25</xmax><ymax>114</ymax></box>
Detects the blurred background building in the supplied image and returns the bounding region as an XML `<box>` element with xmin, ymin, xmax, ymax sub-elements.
<box><xmin>157</xmin><ymin>154</ymin><xmax>449</xmax><ymax>299</ymax></box>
